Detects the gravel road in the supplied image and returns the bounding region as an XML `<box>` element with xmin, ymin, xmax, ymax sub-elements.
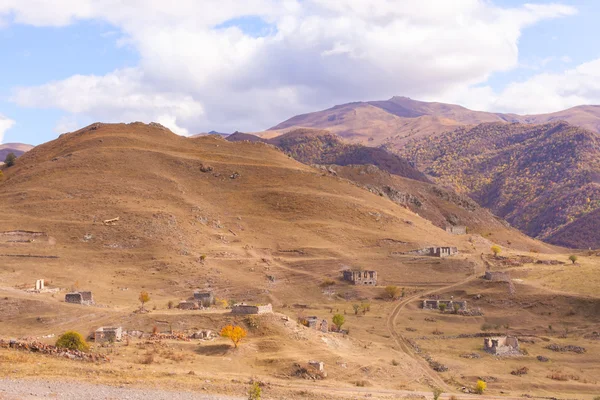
<box><xmin>0</xmin><ymin>379</ymin><xmax>244</xmax><ymax>400</ymax></box>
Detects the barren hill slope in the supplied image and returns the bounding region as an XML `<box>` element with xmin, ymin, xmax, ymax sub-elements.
<box><xmin>0</xmin><ymin>122</ymin><xmax>475</xmax><ymax>304</ymax></box>
<box><xmin>399</xmin><ymin>121</ymin><xmax>600</xmax><ymax>248</ymax></box>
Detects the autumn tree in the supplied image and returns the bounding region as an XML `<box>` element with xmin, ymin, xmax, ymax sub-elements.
<box><xmin>248</xmin><ymin>381</ymin><xmax>261</xmax><ymax>400</ymax></box>
<box><xmin>569</xmin><ymin>255</ymin><xmax>578</xmax><ymax>264</ymax></box>
<box><xmin>220</xmin><ymin>325</ymin><xmax>247</xmax><ymax>348</ymax></box>
<box><xmin>139</xmin><ymin>291</ymin><xmax>150</xmax><ymax>310</ymax></box>
<box><xmin>475</xmin><ymin>379</ymin><xmax>487</xmax><ymax>394</ymax></box>
<box><xmin>491</xmin><ymin>245</ymin><xmax>501</xmax><ymax>258</ymax></box>
<box><xmin>384</xmin><ymin>285</ymin><xmax>400</xmax><ymax>300</ymax></box>
<box><xmin>4</xmin><ymin>152</ymin><xmax>16</xmax><ymax>167</ymax></box>
<box><xmin>332</xmin><ymin>314</ymin><xmax>345</xmax><ymax>330</ymax></box>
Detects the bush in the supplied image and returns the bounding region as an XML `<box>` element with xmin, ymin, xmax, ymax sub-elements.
<box><xmin>55</xmin><ymin>331</ymin><xmax>89</xmax><ymax>352</ymax></box>
<box><xmin>248</xmin><ymin>381</ymin><xmax>261</xmax><ymax>400</ymax></box>
<box><xmin>167</xmin><ymin>300</ymin><xmax>174</xmax><ymax>309</ymax></box>
<box><xmin>569</xmin><ymin>255</ymin><xmax>578</xmax><ymax>264</ymax></box>
<box><xmin>438</xmin><ymin>303</ymin><xmax>447</xmax><ymax>313</ymax></box>
<box><xmin>475</xmin><ymin>379</ymin><xmax>487</xmax><ymax>394</ymax></box>
<box><xmin>491</xmin><ymin>245</ymin><xmax>501</xmax><ymax>257</ymax></box>
<box><xmin>432</xmin><ymin>388</ymin><xmax>443</xmax><ymax>400</ymax></box>
<box><xmin>4</xmin><ymin>152</ymin><xmax>16</xmax><ymax>167</ymax></box>
<box><xmin>384</xmin><ymin>285</ymin><xmax>400</xmax><ymax>300</ymax></box>
<box><xmin>332</xmin><ymin>314</ymin><xmax>345</xmax><ymax>330</ymax></box>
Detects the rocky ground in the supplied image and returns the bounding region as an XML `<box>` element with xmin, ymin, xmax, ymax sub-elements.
<box><xmin>0</xmin><ymin>379</ymin><xmax>243</xmax><ymax>400</ymax></box>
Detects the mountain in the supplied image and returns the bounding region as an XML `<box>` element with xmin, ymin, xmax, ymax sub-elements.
<box><xmin>399</xmin><ymin>121</ymin><xmax>600</xmax><ymax>248</ymax></box>
<box><xmin>226</xmin><ymin>129</ymin><xmax>558</xmax><ymax>248</ymax></box>
<box><xmin>267</xmin><ymin>96</ymin><xmax>600</xmax><ymax>150</ymax></box>
<box><xmin>0</xmin><ymin>143</ymin><xmax>34</xmax><ymax>162</ymax></box>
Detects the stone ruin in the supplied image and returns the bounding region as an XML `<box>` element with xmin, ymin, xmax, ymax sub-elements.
<box><xmin>94</xmin><ymin>327</ymin><xmax>123</xmax><ymax>343</ymax></box>
<box><xmin>25</xmin><ymin>279</ymin><xmax>60</xmax><ymax>294</ymax></box>
<box><xmin>484</xmin><ymin>271</ymin><xmax>510</xmax><ymax>282</ymax></box>
<box><xmin>193</xmin><ymin>291</ymin><xmax>215</xmax><ymax>307</ymax></box>
<box><xmin>231</xmin><ymin>303</ymin><xmax>273</xmax><ymax>315</ymax></box>
<box><xmin>404</xmin><ymin>246</ymin><xmax>458</xmax><ymax>257</ymax></box>
<box><xmin>178</xmin><ymin>301</ymin><xmax>198</xmax><ymax>310</ymax></box>
<box><xmin>445</xmin><ymin>225</ymin><xmax>467</xmax><ymax>235</ymax></box>
<box><xmin>422</xmin><ymin>299</ymin><xmax>468</xmax><ymax>312</ymax></box>
<box><xmin>484</xmin><ymin>336</ymin><xmax>520</xmax><ymax>356</ymax></box>
<box><xmin>65</xmin><ymin>291</ymin><xmax>94</xmax><ymax>305</ymax></box>
<box><xmin>309</xmin><ymin>360</ymin><xmax>325</xmax><ymax>373</ymax></box>
<box><xmin>36</xmin><ymin>279</ymin><xmax>44</xmax><ymax>290</ymax></box>
<box><xmin>190</xmin><ymin>330</ymin><xmax>215</xmax><ymax>340</ymax></box>
<box><xmin>300</xmin><ymin>316</ymin><xmax>329</xmax><ymax>333</ymax></box>
<box><xmin>342</xmin><ymin>270</ymin><xmax>377</xmax><ymax>285</ymax></box>
<box><xmin>429</xmin><ymin>246</ymin><xmax>458</xmax><ymax>257</ymax></box>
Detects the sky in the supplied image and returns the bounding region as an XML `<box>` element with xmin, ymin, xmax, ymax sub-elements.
<box><xmin>0</xmin><ymin>0</ymin><xmax>599</xmax><ymax>145</ymax></box>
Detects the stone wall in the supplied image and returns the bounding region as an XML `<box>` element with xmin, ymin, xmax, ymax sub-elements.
<box><xmin>231</xmin><ymin>303</ymin><xmax>272</xmax><ymax>315</ymax></box>
<box><xmin>94</xmin><ymin>327</ymin><xmax>122</xmax><ymax>343</ymax></box>
<box><xmin>65</xmin><ymin>291</ymin><xmax>94</xmax><ymax>305</ymax></box>
<box><xmin>422</xmin><ymin>299</ymin><xmax>468</xmax><ymax>311</ymax></box>
<box><xmin>484</xmin><ymin>336</ymin><xmax>520</xmax><ymax>355</ymax></box>
<box><xmin>445</xmin><ymin>226</ymin><xmax>467</xmax><ymax>235</ymax></box>
<box><xmin>342</xmin><ymin>270</ymin><xmax>377</xmax><ymax>285</ymax></box>
<box><xmin>484</xmin><ymin>271</ymin><xmax>510</xmax><ymax>282</ymax></box>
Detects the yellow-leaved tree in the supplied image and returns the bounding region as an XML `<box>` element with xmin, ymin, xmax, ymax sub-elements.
<box><xmin>220</xmin><ymin>325</ymin><xmax>247</xmax><ymax>348</ymax></box>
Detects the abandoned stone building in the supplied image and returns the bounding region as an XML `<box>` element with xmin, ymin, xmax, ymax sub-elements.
<box><xmin>484</xmin><ymin>336</ymin><xmax>520</xmax><ymax>356</ymax></box>
<box><xmin>422</xmin><ymin>299</ymin><xmax>468</xmax><ymax>311</ymax></box>
<box><xmin>429</xmin><ymin>247</ymin><xmax>458</xmax><ymax>257</ymax></box>
<box><xmin>179</xmin><ymin>301</ymin><xmax>198</xmax><ymax>310</ymax></box>
<box><xmin>193</xmin><ymin>291</ymin><xmax>215</xmax><ymax>307</ymax></box>
<box><xmin>484</xmin><ymin>271</ymin><xmax>510</xmax><ymax>282</ymax></box>
<box><xmin>65</xmin><ymin>291</ymin><xmax>94</xmax><ymax>305</ymax></box>
<box><xmin>94</xmin><ymin>327</ymin><xmax>122</xmax><ymax>343</ymax></box>
<box><xmin>342</xmin><ymin>270</ymin><xmax>378</xmax><ymax>285</ymax></box>
<box><xmin>300</xmin><ymin>317</ymin><xmax>328</xmax><ymax>332</ymax></box>
<box><xmin>231</xmin><ymin>303</ymin><xmax>273</xmax><ymax>315</ymax></box>
<box><xmin>445</xmin><ymin>226</ymin><xmax>467</xmax><ymax>235</ymax></box>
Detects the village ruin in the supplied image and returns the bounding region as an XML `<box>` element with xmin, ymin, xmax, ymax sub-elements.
<box><xmin>445</xmin><ymin>225</ymin><xmax>467</xmax><ymax>235</ymax></box>
<box><xmin>94</xmin><ymin>327</ymin><xmax>123</xmax><ymax>343</ymax></box>
<box><xmin>422</xmin><ymin>299</ymin><xmax>468</xmax><ymax>311</ymax></box>
<box><xmin>65</xmin><ymin>291</ymin><xmax>94</xmax><ymax>305</ymax></box>
<box><xmin>194</xmin><ymin>291</ymin><xmax>215</xmax><ymax>307</ymax></box>
<box><xmin>484</xmin><ymin>336</ymin><xmax>520</xmax><ymax>356</ymax></box>
<box><xmin>342</xmin><ymin>270</ymin><xmax>378</xmax><ymax>285</ymax></box>
<box><xmin>301</xmin><ymin>316</ymin><xmax>329</xmax><ymax>332</ymax></box>
<box><xmin>231</xmin><ymin>303</ymin><xmax>273</xmax><ymax>315</ymax></box>
<box><xmin>405</xmin><ymin>246</ymin><xmax>458</xmax><ymax>257</ymax></box>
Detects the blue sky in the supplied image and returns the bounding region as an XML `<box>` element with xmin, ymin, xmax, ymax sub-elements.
<box><xmin>1</xmin><ymin>1</ymin><xmax>599</xmax><ymax>145</ymax></box>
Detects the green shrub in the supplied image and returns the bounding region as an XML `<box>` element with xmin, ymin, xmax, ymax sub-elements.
<box><xmin>4</xmin><ymin>153</ymin><xmax>16</xmax><ymax>167</ymax></box>
<box><xmin>55</xmin><ymin>331</ymin><xmax>89</xmax><ymax>352</ymax></box>
<box><xmin>248</xmin><ymin>381</ymin><xmax>261</xmax><ymax>400</ymax></box>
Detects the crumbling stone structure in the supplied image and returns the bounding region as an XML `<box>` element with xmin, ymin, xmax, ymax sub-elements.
<box><xmin>429</xmin><ymin>247</ymin><xmax>458</xmax><ymax>257</ymax></box>
<box><xmin>342</xmin><ymin>270</ymin><xmax>377</xmax><ymax>285</ymax></box>
<box><xmin>193</xmin><ymin>291</ymin><xmax>215</xmax><ymax>307</ymax></box>
<box><xmin>94</xmin><ymin>327</ymin><xmax>122</xmax><ymax>343</ymax></box>
<box><xmin>445</xmin><ymin>226</ymin><xmax>467</xmax><ymax>235</ymax></box>
<box><xmin>65</xmin><ymin>291</ymin><xmax>94</xmax><ymax>305</ymax></box>
<box><xmin>484</xmin><ymin>271</ymin><xmax>510</xmax><ymax>282</ymax></box>
<box><xmin>179</xmin><ymin>301</ymin><xmax>197</xmax><ymax>310</ymax></box>
<box><xmin>422</xmin><ymin>299</ymin><xmax>467</xmax><ymax>311</ymax></box>
<box><xmin>231</xmin><ymin>303</ymin><xmax>272</xmax><ymax>315</ymax></box>
<box><xmin>484</xmin><ymin>336</ymin><xmax>520</xmax><ymax>355</ymax></box>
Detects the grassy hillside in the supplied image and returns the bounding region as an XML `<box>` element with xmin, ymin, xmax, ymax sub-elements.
<box><xmin>400</xmin><ymin>121</ymin><xmax>600</xmax><ymax>248</ymax></box>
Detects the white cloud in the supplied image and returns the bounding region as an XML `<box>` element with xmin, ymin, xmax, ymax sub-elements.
<box><xmin>0</xmin><ymin>115</ymin><xmax>16</xmax><ymax>144</ymax></box>
<box><xmin>3</xmin><ymin>1</ymin><xmax>578</xmax><ymax>133</ymax></box>
<box><xmin>438</xmin><ymin>58</ymin><xmax>600</xmax><ymax>114</ymax></box>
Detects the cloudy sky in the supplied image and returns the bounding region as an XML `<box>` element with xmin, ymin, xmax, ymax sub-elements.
<box><xmin>1</xmin><ymin>0</ymin><xmax>599</xmax><ymax>145</ymax></box>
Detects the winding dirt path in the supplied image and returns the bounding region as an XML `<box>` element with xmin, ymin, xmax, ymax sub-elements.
<box><xmin>385</xmin><ymin>256</ymin><xmax>487</xmax><ymax>393</ymax></box>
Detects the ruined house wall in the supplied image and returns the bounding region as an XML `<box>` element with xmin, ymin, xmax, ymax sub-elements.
<box><xmin>446</xmin><ymin>226</ymin><xmax>467</xmax><ymax>235</ymax></box>
<box><xmin>484</xmin><ymin>271</ymin><xmax>510</xmax><ymax>282</ymax></box>
<box><xmin>231</xmin><ymin>303</ymin><xmax>272</xmax><ymax>315</ymax></box>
